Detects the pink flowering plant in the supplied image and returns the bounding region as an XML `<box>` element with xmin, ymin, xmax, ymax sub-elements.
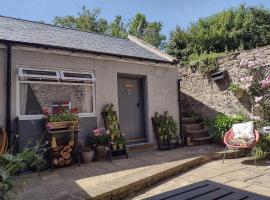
<box><xmin>43</xmin><ymin>107</ymin><xmax>78</xmax><ymax>122</ymax></box>
<box><xmin>90</xmin><ymin>128</ymin><xmax>109</xmax><ymax>146</ymax></box>
<box><xmin>239</xmin><ymin>59</ymin><xmax>270</xmax><ymax>121</ymax></box>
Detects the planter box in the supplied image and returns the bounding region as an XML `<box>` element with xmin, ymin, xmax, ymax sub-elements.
<box><xmin>46</xmin><ymin>121</ymin><xmax>79</xmax><ymax>130</ymax></box>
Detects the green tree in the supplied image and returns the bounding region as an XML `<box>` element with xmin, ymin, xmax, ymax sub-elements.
<box><xmin>128</xmin><ymin>13</ymin><xmax>166</xmax><ymax>48</ymax></box>
<box><xmin>108</xmin><ymin>15</ymin><xmax>128</xmax><ymax>38</ymax></box>
<box><xmin>53</xmin><ymin>7</ymin><xmax>109</xmax><ymax>33</ymax></box>
<box><xmin>167</xmin><ymin>5</ymin><xmax>270</xmax><ymax>63</ymax></box>
<box><xmin>54</xmin><ymin>8</ymin><xmax>166</xmax><ymax>48</ymax></box>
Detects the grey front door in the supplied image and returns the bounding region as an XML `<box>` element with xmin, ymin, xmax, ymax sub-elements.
<box><xmin>117</xmin><ymin>76</ymin><xmax>146</xmax><ymax>143</ymax></box>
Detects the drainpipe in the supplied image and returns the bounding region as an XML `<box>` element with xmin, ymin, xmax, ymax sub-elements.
<box><xmin>177</xmin><ymin>79</ymin><xmax>185</xmax><ymax>146</ymax></box>
<box><xmin>5</xmin><ymin>43</ymin><xmax>11</xmax><ymax>148</ymax></box>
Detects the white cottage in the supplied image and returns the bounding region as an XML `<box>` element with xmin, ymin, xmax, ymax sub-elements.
<box><xmin>0</xmin><ymin>16</ymin><xmax>180</xmax><ymax>151</ymax></box>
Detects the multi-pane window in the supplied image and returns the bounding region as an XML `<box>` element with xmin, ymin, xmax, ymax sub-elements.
<box><xmin>17</xmin><ymin>67</ymin><xmax>95</xmax><ymax>118</ymax></box>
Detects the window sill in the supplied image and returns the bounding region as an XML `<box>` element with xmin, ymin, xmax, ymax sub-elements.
<box><xmin>18</xmin><ymin>113</ymin><xmax>96</xmax><ymax>120</ymax></box>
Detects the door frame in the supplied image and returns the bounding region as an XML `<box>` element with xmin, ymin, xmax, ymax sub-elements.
<box><xmin>117</xmin><ymin>73</ymin><xmax>148</xmax><ymax>144</ymax></box>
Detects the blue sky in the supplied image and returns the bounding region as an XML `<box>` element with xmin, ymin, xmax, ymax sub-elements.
<box><xmin>1</xmin><ymin>0</ymin><xmax>270</xmax><ymax>37</ymax></box>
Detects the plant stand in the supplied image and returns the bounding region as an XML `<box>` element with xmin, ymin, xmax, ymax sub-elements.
<box><xmin>47</xmin><ymin>129</ymin><xmax>81</xmax><ymax>170</ymax></box>
<box><xmin>102</xmin><ymin>108</ymin><xmax>128</xmax><ymax>161</ymax></box>
<box><xmin>151</xmin><ymin>117</ymin><xmax>182</xmax><ymax>150</ymax></box>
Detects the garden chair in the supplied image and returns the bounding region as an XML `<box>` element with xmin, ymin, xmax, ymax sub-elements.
<box><xmin>223</xmin><ymin>123</ymin><xmax>260</xmax><ymax>165</ymax></box>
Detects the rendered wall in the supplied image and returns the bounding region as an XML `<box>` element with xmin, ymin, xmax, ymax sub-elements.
<box><xmin>8</xmin><ymin>46</ymin><xmax>179</xmax><ymax>145</ymax></box>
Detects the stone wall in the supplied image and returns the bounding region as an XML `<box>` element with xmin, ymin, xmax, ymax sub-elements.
<box><xmin>179</xmin><ymin>45</ymin><xmax>270</xmax><ymax>119</ymax></box>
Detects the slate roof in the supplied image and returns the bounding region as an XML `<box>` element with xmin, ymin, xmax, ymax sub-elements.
<box><xmin>0</xmin><ymin>16</ymin><xmax>174</xmax><ymax>64</ymax></box>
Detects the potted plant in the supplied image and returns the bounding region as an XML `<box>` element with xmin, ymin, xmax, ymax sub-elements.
<box><xmin>44</xmin><ymin>107</ymin><xmax>79</xmax><ymax>130</ymax></box>
<box><xmin>111</xmin><ymin>142</ymin><xmax>117</xmax><ymax>150</ymax></box>
<box><xmin>80</xmin><ymin>144</ymin><xmax>94</xmax><ymax>164</ymax></box>
<box><xmin>91</xmin><ymin>128</ymin><xmax>109</xmax><ymax>161</ymax></box>
<box><xmin>228</xmin><ymin>83</ymin><xmax>245</xmax><ymax>99</ymax></box>
<box><xmin>117</xmin><ymin>136</ymin><xmax>126</xmax><ymax>150</ymax></box>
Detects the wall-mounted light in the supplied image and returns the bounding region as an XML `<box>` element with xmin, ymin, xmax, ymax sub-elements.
<box><xmin>211</xmin><ymin>70</ymin><xmax>225</xmax><ymax>81</ymax></box>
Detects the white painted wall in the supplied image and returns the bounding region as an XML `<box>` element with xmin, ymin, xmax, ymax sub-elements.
<box><xmin>2</xmin><ymin>46</ymin><xmax>179</xmax><ymax>143</ymax></box>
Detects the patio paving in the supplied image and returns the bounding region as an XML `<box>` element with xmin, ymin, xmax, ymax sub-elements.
<box><xmin>129</xmin><ymin>157</ymin><xmax>270</xmax><ymax>199</ymax></box>
<box><xmin>12</xmin><ymin>145</ymin><xmax>224</xmax><ymax>200</ymax></box>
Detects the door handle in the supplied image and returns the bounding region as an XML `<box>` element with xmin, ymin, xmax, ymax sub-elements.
<box><xmin>136</xmin><ymin>102</ymin><xmax>140</xmax><ymax>108</ymax></box>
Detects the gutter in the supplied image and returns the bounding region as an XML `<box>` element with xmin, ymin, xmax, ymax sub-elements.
<box><xmin>177</xmin><ymin>79</ymin><xmax>185</xmax><ymax>145</ymax></box>
<box><xmin>0</xmin><ymin>39</ymin><xmax>178</xmax><ymax>65</ymax></box>
<box><xmin>5</xmin><ymin>42</ymin><xmax>11</xmax><ymax>148</ymax></box>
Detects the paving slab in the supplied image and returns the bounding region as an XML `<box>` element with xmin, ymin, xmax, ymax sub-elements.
<box><xmin>12</xmin><ymin>144</ymin><xmax>224</xmax><ymax>200</ymax></box>
<box><xmin>129</xmin><ymin>158</ymin><xmax>270</xmax><ymax>200</ymax></box>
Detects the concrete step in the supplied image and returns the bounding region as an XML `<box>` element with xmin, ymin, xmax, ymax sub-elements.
<box><xmin>182</xmin><ymin>117</ymin><xmax>199</xmax><ymax>125</ymax></box>
<box><xmin>76</xmin><ymin>151</ymin><xmax>228</xmax><ymax>200</ymax></box>
<box><xmin>193</xmin><ymin>136</ymin><xmax>213</xmax><ymax>145</ymax></box>
<box><xmin>184</xmin><ymin>123</ymin><xmax>203</xmax><ymax>132</ymax></box>
<box><xmin>127</xmin><ymin>143</ymin><xmax>155</xmax><ymax>152</ymax></box>
<box><xmin>186</xmin><ymin>129</ymin><xmax>209</xmax><ymax>139</ymax></box>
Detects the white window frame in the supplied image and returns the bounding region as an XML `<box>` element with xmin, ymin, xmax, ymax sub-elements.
<box><xmin>16</xmin><ymin>67</ymin><xmax>96</xmax><ymax>120</ymax></box>
<box><xmin>60</xmin><ymin>70</ymin><xmax>96</xmax><ymax>82</ymax></box>
<box><xmin>18</xmin><ymin>66</ymin><xmax>60</xmax><ymax>80</ymax></box>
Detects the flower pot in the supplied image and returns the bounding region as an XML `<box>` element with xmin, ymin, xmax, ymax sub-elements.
<box><xmin>80</xmin><ymin>151</ymin><xmax>94</xmax><ymax>164</ymax></box>
<box><xmin>110</xmin><ymin>134</ymin><xmax>115</xmax><ymax>141</ymax></box>
<box><xmin>160</xmin><ymin>135</ymin><xmax>164</xmax><ymax>141</ymax></box>
<box><xmin>94</xmin><ymin>146</ymin><xmax>107</xmax><ymax>161</ymax></box>
<box><xmin>170</xmin><ymin>138</ymin><xmax>178</xmax><ymax>144</ymax></box>
<box><xmin>118</xmin><ymin>144</ymin><xmax>124</xmax><ymax>150</ymax></box>
<box><xmin>112</xmin><ymin>144</ymin><xmax>117</xmax><ymax>150</ymax></box>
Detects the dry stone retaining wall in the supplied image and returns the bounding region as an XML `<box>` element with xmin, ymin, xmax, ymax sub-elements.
<box><xmin>179</xmin><ymin>45</ymin><xmax>270</xmax><ymax>119</ymax></box>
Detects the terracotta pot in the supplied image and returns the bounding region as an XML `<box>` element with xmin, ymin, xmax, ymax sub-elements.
<box><xmin>118</xmin><ymin>144</ymin><xmax>124</xmax><ymax>150</ymax></box>
<box><xmin>80</xmin><ymin>151</ymin><xmax>94</xmax><ymax>164</ymax></box>
<box><xmin>112</xmin><ymin>144</ymin><xmax>117</xmax><ymax>150</ymax></box>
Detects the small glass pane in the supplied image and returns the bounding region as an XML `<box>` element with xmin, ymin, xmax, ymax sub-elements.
<box><xmin>22</xmin><ymin>69</ymin><xmax>57</xmax><ymax>77</ymax></box>
<box><xmin>63</xmin><ymin>72</ymin><xmax>92</xmax><ymax>79</ymax></box>
<box><xmin>20</xmin><ymin>83</ymin><xmax>93</xmax><ymax>115</ymax></box>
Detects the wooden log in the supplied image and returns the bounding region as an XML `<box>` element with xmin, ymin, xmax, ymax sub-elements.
<box><xmin>53</xmin><ymin>145</ymin><xmax>64</xmax><ymax>152</ymax></box>
<box><xmin>68</xmin><ymin>140</ymin><xmax>74</xmax><ymax>146</ymax></box>
<box><xmin>52</xmin><ymin>151</ymin><xmax>60</xmax><ymax>158</ymax></box>
<box><xmin>67</xmin><ymin>148</ymin><xmax>72</xmax><ymax>153</ymax></box>
<box><xmin>64</xmin><ymin>159</ymin><xmax>71</xmax><ymax>165</ymax></box>
<box><xmin>53</xmin><ymin>158</ymin><xmax>59</xmax><ymax>166</ymax></box>
<box><xmin>63</xmin><ymin>145</ymin><xmax>71</xmax><ymax>152</ymax></box>
<box><xmin>62</xmin><ymin>152</ymin><xmax>70</xmax><ymax>160</ymax></box>
<box><xmin>59</xmin><ymin>158</ymin><xmax>65</xmax><ymax>166</ymax></box>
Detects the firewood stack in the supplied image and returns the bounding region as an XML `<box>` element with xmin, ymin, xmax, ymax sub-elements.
<box><xmin>52</xmin><ymin>140</ymin><xmax>74</xmax><ymax>167</ymax></box>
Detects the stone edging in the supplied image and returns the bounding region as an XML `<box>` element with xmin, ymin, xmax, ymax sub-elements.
<box><xmin>85</xmin><ymin>150</ymin><xmax>241</xmax><ymax>200</ymax></box>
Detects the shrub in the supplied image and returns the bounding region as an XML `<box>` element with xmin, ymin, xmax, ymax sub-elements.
<box><xmin>210</xmin><ymin>113</ymin><xmax>246</xmax><ymax>144</ymax></box>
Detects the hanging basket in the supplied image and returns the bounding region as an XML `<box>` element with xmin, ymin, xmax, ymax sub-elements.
<box><xmin>46</xmin><ymin>121</ymin><xmax>79</xmax><ymax>130</ymax></box>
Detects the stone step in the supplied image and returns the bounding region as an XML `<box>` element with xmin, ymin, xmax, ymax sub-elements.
<box><xmin>193</xmin><ymin>136</ymin><xmax>213</xmax><ymax>145</ymax></box>
<box><xmin>76</xmin><ymin>152</ymin><xmax>225</xmax><ymax>200</ymax></box>
<box><xmin>182</xmin><ymin>117</ymin><xmax>199</xmax><ymax>125</ymax></box>
<box><xmin>127</xmin><ymin>143</ymin><xmax>155</xmax><ymax>152</ymax></box>
<box><xmin>184</xmin><ymin>123</ymin><xmax>203</xmax><ymax>132</ymax></box>
<box><xmin>186</xmin><ymin>129</ymin><xmax>209</xmax><ymax>139</ymax></box>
